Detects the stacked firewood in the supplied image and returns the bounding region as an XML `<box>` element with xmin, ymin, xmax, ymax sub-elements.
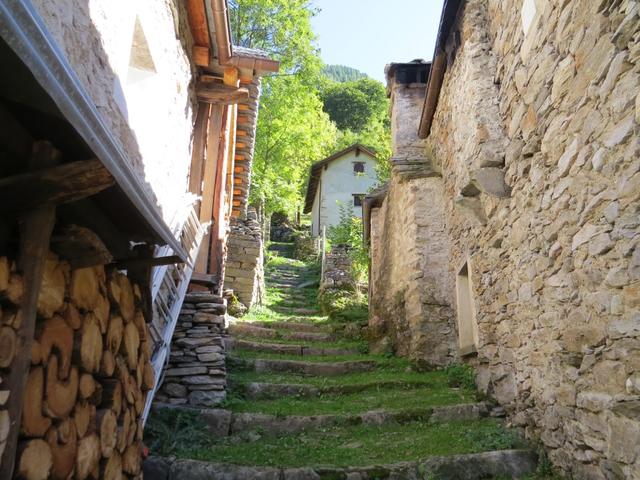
<box><xmin>1</xmin><ymin>253</ymin><xmax>154</xmax><ymax>479</ymax></box>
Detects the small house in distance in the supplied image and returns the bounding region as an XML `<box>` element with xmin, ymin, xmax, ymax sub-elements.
<box><xmin>304</xmin><ymin>144</ymin><xmax>378</xmax><ymax>236</ymax></box>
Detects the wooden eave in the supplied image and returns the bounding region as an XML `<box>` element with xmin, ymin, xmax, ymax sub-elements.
<box><xmin>0</xmin><ymin>1</ymin><xmax>187</xmax><ymax>261</ymax></box>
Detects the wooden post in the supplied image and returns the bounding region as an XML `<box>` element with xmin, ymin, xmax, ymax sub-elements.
<box><xmin>0</xmin><ymin>142</ymin><xmax>57</xmax><ymax>478</ymax></box>
<box><xmin>188</xmin><ymin>102</ymin><xmax>211</xmax><ymax>214</ymax></box>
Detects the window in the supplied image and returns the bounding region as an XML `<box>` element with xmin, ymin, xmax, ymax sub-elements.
<box><xmin>353</xmin><ymin>194</ymin><xmax>364</xmax><ymax>207</ymax></box>
<box><xmin>353</xmin><ymin>162</ymin><xmax>365</xmax><ymax>174</ymax></box>
<box><xmin>456</xmin><ymin>261</ymin><xmax>479</xmax><ymax>356</ymax></box>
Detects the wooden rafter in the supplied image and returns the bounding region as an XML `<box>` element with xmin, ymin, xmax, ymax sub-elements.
<box><xmin>0</xmin><ymin>158</ymin><xmax>114</xmax><ymax>215</ymax></box>
<box><xmin>196</xmin><ymin>82</ymin><xmax>250</xmax><ymax>105</ymax></box>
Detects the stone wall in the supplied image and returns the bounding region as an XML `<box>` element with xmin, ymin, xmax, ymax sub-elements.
<box><xmin>233</xmin><ymin>80</ymin><xmax>262</xmax><ymax>218</ymax></box>
<box><xmin>223</xmin><ymin>209</ymin><xmax>265</xmax><ymax>310</ymax></box>
<box><xmin>423</xmin><ymin>0</ymin><xmax>640</xmax><ymax>477</ymax></box>
<box><xmin>31</xmin><ymin>0</ymin><xmax>196</xmax><ymax>224</ymax></box>
<box><xmin>156</xmin><ymin>292</ymin><xmax>227</xmax><ymax>408</ymax></box>
<box><xmin>321</xmin><ymin>245</ymin><xmax>353</xmax><ymax>290</ymax></box>
<box><xmin>368</xmin><ymin>70</ymin><xmax>458</xmax><ymax>368</ymax></box>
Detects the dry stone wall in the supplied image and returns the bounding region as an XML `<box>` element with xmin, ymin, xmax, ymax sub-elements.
<box><xmin>369</xmin><ymin>78</ymin><xmax>457</xmax><ymax>367</ymax></box>
<box><xmin>425</xmin><ymin>0</ymin><xmax>640</xmax><ymax>477</ymax></box>
<box><xmin>156</xmin><ymin>293</ymin><xmax>227</xmax><ymax>408</ymax></box>
<box><xmin>223</xmin><ymin>209</ymin><xmax>265</xmax><ymax>310</ymax></box>
<box><xmin>321</xmin><ymin>245</ymin><xmax>353</xmax><ymax>290</ymax></box>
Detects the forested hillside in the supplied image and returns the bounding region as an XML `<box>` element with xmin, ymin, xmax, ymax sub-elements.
<box><xmin>323</xmin><ymin>64</ymin><xmax>367</xmax><ymax>82</ymax></box>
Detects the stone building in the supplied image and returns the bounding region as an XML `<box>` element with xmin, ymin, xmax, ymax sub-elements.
<box><xmin>304</xmin><ymin>144</ymin><xmax>379</xmax><ymax>237</ymax></box>
<box><xmin>367</xmin><ymin>0</ymin><xmax>639</xmax><ymax>477</ymax></box>
<box><xmin>0</xmin><ymin>0</ymin><xmax>276</xmax><ymax>477</ymax></box>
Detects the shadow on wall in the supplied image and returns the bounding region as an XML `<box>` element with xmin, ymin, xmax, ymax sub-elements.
<box><xmin>28</xmin><ymin>0</ymin><xmax>198</xmax><ymax>224</ymax></box>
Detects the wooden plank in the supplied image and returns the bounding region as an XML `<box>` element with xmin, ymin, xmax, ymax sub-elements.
<box><xmin>192</xmin><ymin>46</ymin><xmax>210</xmax><ymax>67</ymax></box>
<box><xmin>208</xmin><ymin>105</ymin><xmax>232</xmax><ymax>278</ymax></box>
<box><xmin>0</xmin><ymin>159</ymin><xmax>114</xmax><ymax>214</ymax></box>
<box><xmin>184</xmin><ymin>0</ymin><xmax>210</xmax><ymax>47</ymax></box>
<box><xmin>196</xmin><ymin>82</ymin><xmax>249</xmax><ymax>105</ymax></box>
<box><xmin>188</xmin><ymin>102</ymin><xmax>211</xmax><ymax>204</ymax></box>
<box><xmin>194</xmin><ymin>105</ymin><xmax>226</xmax><ymax>274</ymax></box>
<box><xmin>0</xmin><ymin>142</ymin><xmax>57</xmax><ymax>479</ymax></box>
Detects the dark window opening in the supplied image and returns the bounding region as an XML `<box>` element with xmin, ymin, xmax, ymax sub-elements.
<box><xmin>353</xmin><ymin>162</ymin><xmax>365</xmax><ymax>174</ymax></box>
<box><xmin>353</xmin><ymin>194</ymin><xmax>364</xmax><ymax>207</ymax></box>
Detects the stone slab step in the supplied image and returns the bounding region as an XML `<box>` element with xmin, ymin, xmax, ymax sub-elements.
<box><xmin>230</xmin><ymin>403</ymin><xmax>488</xmax><ymax>436</ymax></box>
<box><xmin>145</xmin><ymin>450</ymin><xmax>538</xmax><ymax>479</ymax></box>
<box><xmin>233</xmin><ymin>357</ymin><xmax>377</xmax><ymax>376</ymax></box>
<box><xmin>255</xmin><ymin>321</ymin><xmax>328</xmax><ymax>332</ymax></box>
<box><xmin>285</xmin><ymin>331</ymin><xmax>334</xmax><ymax>342</ymax></box>
<box><xmin>241</xmin><ymin>380</ymin><xmax>434</xmax><ymax>400</ymax></box>
<box><xmin>228</xmin><ymin>323</ymin><xmax>278</xmax><ymax>339</ymax></box>
<box><xmin>227</xmin><ymin>339</ymin><xmax>359</xmax><ymax>357</ymax></box>
<box><xmin>272</xmin><ymin>306</ymin><xmax>320</xmax><ymax>315</ymax></box>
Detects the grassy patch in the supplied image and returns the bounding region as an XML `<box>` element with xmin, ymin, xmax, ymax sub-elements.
<box><xmin>228</xmin><ymin>367</ymin><xmax>471</xmax><ymax>390</ymax></box>
<box><xmin>235</xmin><ymin>333</ymin><xmax>367</xmax><ymax>351</ymax></box>
<box><xmin>222</xmin><ymin>384</ymin><xmax>474</xmax><ymax>416</ymax></box>
<box><xmin>149</xmin><ymin>416</ymin><xmax>525</xmax><ymax>467</ymax></box>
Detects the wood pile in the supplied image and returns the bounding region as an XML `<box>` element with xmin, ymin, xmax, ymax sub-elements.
<box><xmin>0</xmin><ymin>253</ymin><xmax>154</xmax><ymax>479</ymax></box>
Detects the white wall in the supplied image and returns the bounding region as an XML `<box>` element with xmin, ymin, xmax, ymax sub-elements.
<box><xmin>311</xmin><ymin>151</ymin><xmax>379</xmax><ymax>236</ymax></box>
<box><xmin>32</xmin><ymin>0</ymin><xmax>195</xmax><ymax>225</ymax></box>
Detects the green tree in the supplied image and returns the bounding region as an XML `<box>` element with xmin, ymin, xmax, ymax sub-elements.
<box><xmin>230</xmin><ymin>0</ymin><xmax>337</xmax><ymax>219</ymax></box>
<box><xmin>320</xmin><ymin>78</ymin><xmax>387</xmax><ymax>132</ymax></box>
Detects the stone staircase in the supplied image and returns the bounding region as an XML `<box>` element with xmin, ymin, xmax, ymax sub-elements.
<box><xmin>144</xmin><ymin>243</ymin><xmax>540</xmax><ymax>479</ymax></box>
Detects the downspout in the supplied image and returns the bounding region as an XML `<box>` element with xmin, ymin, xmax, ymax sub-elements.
<box><xmin>210</xmin><ymin>0</ymin><xmax>280</xmax><ymax>72</ymax></box>
<box><xmin>418</xmin><ymin>50</ymin><xmax>446</xmax><ymax>138</ymax></box>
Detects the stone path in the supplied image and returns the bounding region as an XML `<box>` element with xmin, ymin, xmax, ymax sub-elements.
<box><xmin>145</xmin><ymin>243</ymin><xmax>541</xmax><ymax>479</ymax></box>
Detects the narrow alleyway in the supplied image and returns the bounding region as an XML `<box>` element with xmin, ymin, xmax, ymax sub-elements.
<box><xmin>147</xmin><ymin>243</ymin><xmax>542</xmax><ymax>479</ymax></box>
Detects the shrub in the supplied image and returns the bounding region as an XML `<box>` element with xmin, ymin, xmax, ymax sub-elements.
<box><xmin>444</xmin><ymin>363</ymin><xmax>476</xmax><ymax>390</ymax></box>
<box><xmin>327</xmin><ymin>203</ymin><xmax>368</xmax><ymax>284</ymax></box>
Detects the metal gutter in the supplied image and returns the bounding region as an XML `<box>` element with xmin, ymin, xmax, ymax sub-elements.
<box><xmin>0</xmin><ymin>0</ymin><xmax>187</xmax><ymax>261</ymax></box>
<box><xmin>210</xmin><ymin>0</ymin><xmax>280</xmax><ymax>73</ymax></box>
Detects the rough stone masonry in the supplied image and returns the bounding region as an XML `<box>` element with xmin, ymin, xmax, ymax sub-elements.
<box><xmin>371</xmin><ymin>0</ymin><xmax>640</xmax><ymax>478</ymax></box>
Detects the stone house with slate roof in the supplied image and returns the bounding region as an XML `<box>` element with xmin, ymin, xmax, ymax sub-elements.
<box><xmin>366</xmin><ymin>0</ymin><xmax>640</xmax><ymax>478</ymax></box>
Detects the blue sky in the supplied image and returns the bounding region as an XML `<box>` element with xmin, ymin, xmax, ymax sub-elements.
<box><xmin>310</xmin><ymin>0</ymin><xmax>445</xmax><ymax>82</ymax></box>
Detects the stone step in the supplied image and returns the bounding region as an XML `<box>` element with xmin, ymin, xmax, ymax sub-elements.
<box><xmin>228</xmin><ymin>323</ymin><xmax>278</xmax><ymax>339</ymax></box>
<box><xmin>145</xmin><ymin>450</ymin><xmax>538</xmax><ymax>480</ymax></box>
<box><xmin>240</xmin><ymin>380</ymin><xmax>435</xmax><ymax>400</ymax></box>
<box><xmin>229</xmin><ymin>403</ymin><xmax>488</xmax><ymax>437</ymax></box>
<box><xmin>232</xmin><ymin>357</ymin><xmax>377</xmax><ymax>376</ymax></box>
<box><xmin>226</xmin><ymin>338</ymin><xmax>359</xmax><ymax>357</ymax></box>
<box><xmin>255</xmin><ymin>321</ymin><xmax>328</xmax><ymax>332</ymax></box>
<box><xmin>272</xmin><ymin>306</ymin><xmax>320</xmax><ymax>315</ymax></box>
<box><xmin>228</xmin><ymin>323</ymin><xmax>334</xmax><ymax>342</ymax></box>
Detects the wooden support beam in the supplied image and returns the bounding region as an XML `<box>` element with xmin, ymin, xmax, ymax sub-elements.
<box><xmin>114</xmin><ymin>255</ymin><xmax>182</xmax><ymax>269</ymax></box>
<box><xmin>192</xmin><ymin>46</ymin><xmax>210</xmax><ymax>67</ymax></box>
<box><xmin>0</xmin><ymin>159</ymin><xmax>114</xmax><ymax>215</ymax></box>
<box><xmin>188</xmin><ymin>102</ymin><xmax>211</xmax><ymax>205</ymax></box>
<box><xmin>196</xmin><ymin>82</ymin><xmax>249</xmax><ymax>105</ymax></box>
<box><xmin>0</xmin><ymin>142</ymin><xmax>57</xmax><ymax>479</ymax></box>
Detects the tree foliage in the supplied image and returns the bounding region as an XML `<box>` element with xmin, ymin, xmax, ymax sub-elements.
<box><xmin>320</xmin><ymin>78</ymin><xmax>387</xmax><ymax>132</ymax></box>
<box><xmin>230</xmin><ymin>0</ymin><xmax>392</xmax><ymax>219</ymax></box>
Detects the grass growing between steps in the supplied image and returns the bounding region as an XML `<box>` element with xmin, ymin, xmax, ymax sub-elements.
<box><xmin>222</xmin><ymin>383</ymin><xmax>474</xmax><ymax>416</ymax></box>
<box><xmin>228</xmin><ymin>363</ymin><xmax>476</xmax><ymax>390</ymax></box>
<box><xmin>149</xmin><ymin>413</ymin><xmax>525</xmax><ymax>468</ymax></box>
<box><xmin>236</xmin><ymin>333</ymin><xmax>368</xmax><ymax>351</ymax></box>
